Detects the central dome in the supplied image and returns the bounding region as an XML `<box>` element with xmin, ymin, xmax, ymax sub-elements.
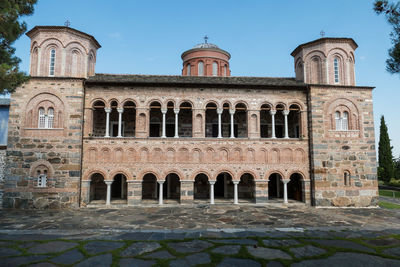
<box><xmin>193</xmin><ymin>43</ymin><xmax>220</xmax><ymax>49</ymax></box>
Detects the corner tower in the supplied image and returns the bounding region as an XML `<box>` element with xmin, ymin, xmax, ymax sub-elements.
<box><xmin>26</xmin><ymin>26</ymin><xmax>101</xmax><ymax>78</ymax></box>
<box><xmin>181</xmin><ymin>39</ymin><xmax>231</xmax><ymax>76</ymax></box>
<box><xmin>291</xmin><ymin>38</ymin><xmax>357</xmax><ymax>86</ymax></box>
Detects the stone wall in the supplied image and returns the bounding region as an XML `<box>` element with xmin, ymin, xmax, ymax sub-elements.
<box><xmin>308</xmin><ymin>85</ymin><xmax>378</xmax><ymax>207</ymax></box>
<box><xmin>0</xmin><ymin>149</ymin><xmax>6</xmax><ymax>208</ymax></box>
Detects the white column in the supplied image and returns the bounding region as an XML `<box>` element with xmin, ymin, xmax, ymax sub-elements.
<box><xmin>270</xmin><ymin>110</ymin><xmax>276</xmax><ymax>139</ymax></box>
<box><xmin>283</xmin><ymin>110</ymin><xmax>289</xmax><ymax>139</ymax></box>
<box><xmin>117</xmin><ymin>108</ymin><xmax>123</xmax><ymax>138</ymax></box>
<box><xmin>229</xmin><ymin>109</ymin><xmax>235</xmax><ymax>138</ymax></box>
<box><xmin>209</xmin><ymin>180</ymin><xmax>215</xmax><ymax>205</ymax></box>
<box><xmin>174</xmin><ymin>108</ymin><xmax>179</xmax><ymax>138</ymax></box>
<box><xmin>158</xmin><ymin>181</ymin><xmax>164</xmax><ymax>205</ymax></box>
<box><xmin>104</xmin><ymin>108</ymin><xmax>111</xmax><ymax>137</ymax></box>
<box><xmin>283</xmin><ymin>179</ymin><xmax>289</xmax><ymax>204</ymax></box>
<box><xmin>161</xmin><ymin>108</ymin><xmax>167</xmax><ymax>138</ymax></box>
<box><xmin>105</xmin><ymin>181</ymin><xmax>112</xmax><ymax>205</ymax></box>
<box><xmin>217</xmin><ymin>108</ymin><xmax>223</xmax><ymax>138</ymax></box>
<box><xmin>233</xmin><ymin>181</ymin><xmax>239</xmax><ymax>205</ymax></box>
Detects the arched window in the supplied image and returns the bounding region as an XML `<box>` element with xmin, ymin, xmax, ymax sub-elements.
<box><xmin>38</xmin><ymin>107</ymin><xmax>55</xmax><ymax>129</ymax></box>
<box><xmin>212</xmin><ymin>62</ymin><xmax>218</xmax><ymax>76</ymax></box>
<box><xmin>342</xmin><ymin>111</ymin><xmax>348</xmax><ymax>131</ymax></box>
<box><xmin>187</xmin><ymin>64</ymin><xmax>191</xmax><ymax>76</ymax></box>
<box><xmin>198</xmin><ymin>61</ymin><xmax>204</xmax><ymax>76</ymax></box>
<box><xmin>47</xmin><ymin>108</ymin><xmax>54</xmax><ymax>128</ymax></box>
<box><xmin>335</xmin><ymin>111</ymin><xmax>349</xmax><ymax>131</ymax></box>
<box><xmin>49</xmin><ymin>49</ymin><xmax>56</xmax><ymax>76</ymax></box>
<box><xmin>335</xmin><ymin>111</ymin><xmax>341</xmax><ymax>131</ymax></box>
<box><xmin>334</xmin><ymin>57</ymin><xmax>340</xmax><ymax>83</ymax></box>
<box><xmin>223</xmin><ymin>65</ymin><xmax>227</xmax><ymax>76</ymax></box>
<box><xmin>38</xmin><ymin>108</ymin><xmax>46</xmax><ymax>128</ymax></box>
<box><xmin>344</xmin><ymin>171</ymin><xmax>351</xmax><ymax>186</ymax></box>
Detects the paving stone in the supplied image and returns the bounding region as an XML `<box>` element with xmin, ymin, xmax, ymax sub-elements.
<box><xmin>119</xmin><ymin>258</ymin><xmax>155</xmax><ymax>267</ymax></box>
<box><xmin>364</xmin><ymin>238</ymin><xmax>400</xmax><ymax>247</ymax></box>
<box><xmin>0</xmin><ymin>241</ymin><xmax>13</xmax><ymax>246</ymax></box>
<box><xmin>0</xmin><ymin>246</ymin><xmax>22</xmax><ymax>257</ymax></box>
<box><xmin>164</xmin><ymin>233</ymin><xmax>186</xmax><ymax>240</ymax></box>
<box><xmin>50</xmin><ymin>249</ymin><xmax>84</xmax><ymax>265</ymax></box>
<box><xmin>267</xmin><ymin>261</ymin><xmax>284</xmax><ymax>267</ymax></box>
<box><xmin>217</xmin><ymin>257</ymin><xmax>261</xmax><ymax>267</ymax></box>
<box><xmin>167</xmin><ymin>240</ymin><xmax>212</xmax><ymax>253</ymax></box>
<box><xmin>75</xmin><ymin>253</ymin><xmax>113</xmax><ymax>267</ymax></box>
<box><xmin>28</xmin><ymin>263</ymin><xmax>57</xmax><ymax>267</ymax></box>
<box><xmin>27</xmin><ymin>241</ymin><xmax>78</xmax><ymax>254</ymax></box>
<box><xmin>1</xmin><ymin>255</ymin><xmax>49</xmax><ymax>266</ymax></box>
<box><xmin>309</xmin><ymin>239</ymin><xmax>375</xmax><ymax>253</ymax></box>
<box><xmin>143</xmin><ymin>250</ymin><xmax>175</xmax><ymax>259</ymax></box>
<box><xmin>212</xmin><ymin>245</ymin><xmax>241</xmax><ymax>255</ymax></box>
<box><xmin>263</xmin><ymin>239</ymin><xmax>300</xmax><ymax>247</ymax></box>
<box><xmin>210</xmin><ymin>239</ymin><xmax>258</xmax><ymax>245</ymax></box>
<box><xmin>247</xmin><ymin>246</ymin><xmax>292</xmax><ymax>260</ymax></box>
<box><xmin>120</xmin><ymin>242</ymin><xmax>161</xmax><ymax>257</ymax></box>
<box><xmin>169</xmin><ymin>253</ymin><xmax>211</xmax><ymax>267</ymax></box>
<box><xmin>116</xmin><ymin>232</ymin><xmax>153</xmax><ymax>240</ymax></box>
<box><xmin>84</xmin><ymin>241</ymin><xmax>124</xmax><ymax>254</ymax></box>
<box><xmin>382</xmin><ymin>246</ymin><xmax>400</xmax><ymax>257</ymax></box>
<box><xmin>19</xmin><ymin>242</ymin><xmax>38</xmax><ymax>249</ymax></box>
<box><xmin>290</xmin><ymin>245</ymin><xmax>326</xmax><ymax>258</ymax></box>
<box><xmin>291</xmin><ymin>252</ymin><xmax>400</xmax><ymax>267</ymax></box>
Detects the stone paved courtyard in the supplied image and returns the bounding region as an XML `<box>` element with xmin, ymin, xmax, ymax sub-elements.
<box><xmin>0</xmin><ymin>204</ymin><xmax>400</xmax><ymax>266</ymax></box>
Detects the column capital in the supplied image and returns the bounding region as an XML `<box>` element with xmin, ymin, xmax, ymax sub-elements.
<box><xmin>209</xmin><ymin>180</ymin><xmax>216</xmax><ymax>185</ymax></box>
<box><xmin>217</xmin><ymin>108</ymin><xmax>223</xmax><ymax>114</ymax></box>
<box><xmin>229</xmin><ymin>109</ymin><xmax>235</xmax><ymax>115</ymax></box>
<box><xmin>117</xmin><ymin>108</ymin><xmax>124</xmax><ymax>113</ymax></box>
<box><xmin>269</xmin><ymin>110</ymin><xmax>276</xmax><ymax>115</ymax></box>
<box><xmin>174</xmin><ymin>108</ymin><xmax>180</xmax><ymax>114</ymax></box>
<box><xmin>283</xmin><ymin>110</ymin><xmax>290</xmax><ymax>116</ymax></box>
<box><xmin>161</xmin><ymin>108</ymin><xmax>168</xmax><ymax>114</ymax></box>
<box><xmin>282</xmin><ymin>179</ymin><xmax>290</xmax><ymax>184</ymax></box>
<box><xmin>157</xmin><ymin>180</ymin><xmax>165</xmax><ymax>184</ymax></box>
<box><xmin>104</xmin><ymin>108</ymin><xmax>112</xmax><ymax>113</ymax></box>
<box><xmin>105</xmin><ymin>181</ymin><xmax>113</xmax><ymax>185</ymax></box>
<box><xmin>232</xmin><ymin>180</ymin><xmax>240</xmax><ymax>185</ymax></box>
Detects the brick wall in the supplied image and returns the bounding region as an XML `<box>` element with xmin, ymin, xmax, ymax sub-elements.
<box><xmin>0</xmin><ymin>149</ymin><xmax>6</xmax><ymax>208</ymax></box>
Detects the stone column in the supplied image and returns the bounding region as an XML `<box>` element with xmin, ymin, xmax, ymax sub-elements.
<box><xmin>117</xmin><ymin>108</ymin><xmax>124</xmax><ymax>138</ymax></box>
<box><xmin>104</xmin><ymin>108</ymin><xmax>111</xmax><ymax>137</ymax></box>
<box><xmin>127</xmin><ymin>181</ymin><xmax>141</xmax><ymax>205</ymax></box>
<box><xmin>217</xmin><ymin>108</ymin><xmax>223</xmax><ymax>138</ymax></box>
<box><xmin>161</xmin><ymin>108</ymin><xmax>167</xmax><ymax>138</ymax></box>
<box><xmin>283</xmin><ymin>179</ymin><xmax>290</xmax><ymax>204</ymax></box>
<box><xmin>209</xmin><ymin>180</ymin><xmax>215</xmax><ymax>205</ymax></box>
<box><xmin>283</xmin><ymin>110</ymin><xmax>289</xmax><ymax>139</ymax></box>
<box><xmin>158</xmin><ymin>181</ymin><xmax>164</xmax><ymax>205</ymax></box>
<box><xmin>230</xmin><ymin>109</ymin><xmax>235</xmax><ymax>138</ymax></box>
<box><xmin>192</xmin><ymin>109</ymin><xmax>205</xmax><ymax>138</ymax></box>
<box><xmin>233</xmin><ymin>181</ymin><xmax>239</xmax><ymax>205</ymax></box>
<box><xmin>255</xmin><ymin>180</ymin><xmax>268</xmax><ymax>204</ymax></box>
<box><xmin>135</xmin><ymin>108</ymin><xmax>149</xmax><ymax>138</ymax></box>
<box><xmin>174</xmin><ymin>108</ymin><xmax>179</xmax><ymax>138</ymax></box>
<box><xmin>248</xmin><ymin>110</ymin><xmax>260</xmax><ymax>139</ymax></box>
<box><xmin>105</xmin><ymin>181</ymin><xmax>113</xmax><ymax>205</ymax></box>
<box><xmin>180</xmin><ymin>180</ymin><xmax>194</xmax><ymax>204</ymax></box>
<box><xmin>270</xmin><ymin>110</ymin><xmax>276</xmax><ymax>139</ymax></box>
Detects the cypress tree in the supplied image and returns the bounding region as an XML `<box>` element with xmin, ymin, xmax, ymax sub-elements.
<box><xmin>378</xmin><ymin>116</ymin><xmax>394</xmax><ymax>182</ymax></box>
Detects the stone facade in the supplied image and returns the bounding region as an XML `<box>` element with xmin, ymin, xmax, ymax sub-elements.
<box><xmin>0</xmin><ymin>149</ymin><xmax>6</xmax><ymax>208</ymax></box>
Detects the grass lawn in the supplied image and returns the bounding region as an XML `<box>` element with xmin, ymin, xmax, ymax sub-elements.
<box><xmin>379</xmin><ymin>201</ymin><xmax>400</xmax><ymax>209</ymax></box>
<box><xmin>379</xmin><ymin>189</ymin><xmax>400</xmax><ymax>198</ymax></box>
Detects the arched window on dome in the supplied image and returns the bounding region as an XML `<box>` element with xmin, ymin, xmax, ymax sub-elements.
<box><xmin>334</xmin><ymin>57</ymin><xmax>340</xmax><ymax>83</ymax></box>
<box><xmin>49</xmin><ymin>49</ymin><xmax>56</xmax><ymax>76</ymax></box>
<box><xmin>187</xmin><ymin>64</ymin><xmax>191</xmax><ymax>76</ymax></box>
<box><xmin>223</xmin><ymin>65</ymin><xmax>227</xmax><ymax>76</ymax></box>
<box><xmin>212</xmin><ymin>62</ymin><xmax>218</xmax><ymax>76</ymax></box>
<box><xmin>198</xmin><ymin>61</ymin><xmax>204</xmax><ymax>76</ymax></box>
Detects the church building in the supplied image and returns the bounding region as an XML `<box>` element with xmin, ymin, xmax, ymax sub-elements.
<box><xmin>3</xmin><ymin>26</ymin><xmax>378</xmax><ymax>209</ymax></box>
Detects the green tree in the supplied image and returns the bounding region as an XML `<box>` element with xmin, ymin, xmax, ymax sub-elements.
<box><xmin>0</xmin><ymin>0</ymin><xmax>38</xmax><ymax>94</ymax></box>
<box><xmin>378</xmin><ymin>116</ymin><xmax>394</xmax><ymax>182</ymax></box>
<box><xmin>394</xmin><ymin>156</ymin><xmax>400</xmax><ymax>179</ymax></box>
<box><xmin>374</xmin><ymin>0</ymin><xmax>400</xmax><ymax>75</ymax></box>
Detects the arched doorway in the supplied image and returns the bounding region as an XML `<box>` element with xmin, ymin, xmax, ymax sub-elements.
<box><xmin>238</xmin><ymin>173</ymin><xmax>255</xmax><ymax>201</ymax></box>
<box><xmin>288</xmin><ymin>104</ymin><xmax>301</xmax><ymax>138</ymax></box>
<box><xmin>234</xmin><ymin>103</ymin><xmax>247</xmax><ymax>138</ymax></box>
<box><xmin>179</xmin><ymin>102</ymin><xmax>192</xmax><ymax>137</ymax></box>
<box><xmin>288</xmin><ymin>173</ymin><xmax>304</xmax><ymax>202</ymax></box>
<box><xmin>164</xmin><ymin>173</ymin><xmax>180</xmax><ymax>200</ymax></box>
<box><xmin>215</xmin><ymin>172</ymin><xmax>233</xmax><ymax>199</ymax></box>
<box><xmin>268</xmin><ymin>173</ymin><xmax>283</xmax><ymax>199</ymax></box>
<box><xmin>275</xmin><ymin>104</ymin><xmax>285</xmax><ymax>138</ymax></box>
<box><xmin>123</xmin><ymin>101</ymin><xmax>136</xmax><ymax>137</ymax></box>
<box><xmin>149</xmin><ymin>101</ymin><xmax>162</xmax><ymax>137</ymax></box>
<box><xmin>194</xmin><ymin>173</ymin><xmax>209</xmax><ymax>199</ymax></box>
<box><xmin>111</xmin><ymin>174</ymin><xmax>127</xmax><ymax>202</ymax></box>
<box><xmin>89</xmin><ymin>173</ymin><xmax>106</xmax><ymax>203</ymax></box>
<box><xmin>142</xmin><ymin>173</ymin><xmax>158</xmax><ymax>200</ymax></box>
<box><xmin>92</xmin><ymin>100</ymin><xmax>106</xmax><ymax>137</ymax></box>
<box><xmin>205</xmin><ymin>102</ymin><xmax>218</xmax><ymax>137</ymax></box>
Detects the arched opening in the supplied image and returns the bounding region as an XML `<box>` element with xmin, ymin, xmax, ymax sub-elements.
<box><xmin>179</xmin><ymin>102</ymin><xmax>192</xmax><ymax>137</ymax></box>
<box><xmin>166</xmin><ymin>101</ymin><xmax>175</xmax><ymax>137</ymax></box>
<box><xmin>186</xmin><ymin>63</ymin><xmax>191</xmax><ymax>76</ymax></box>
<box><xmin>142</xmin><ymin>173</ymin><xmax>158</xmax><ymax>200</ymax></box>
<box><xmin>198</xmin><ymin>61</ymin><xmax>204</xmax><ymax>76</ymax></box>
<box><xmin>288</xmin><ymin>173</ymin><xmax>303</xmax><ymax>202</ymax></box>
<box><xmin>212</xmin><ymin>61</ymin><xmax>218</xmax><ymax>76</ymax></box>
<box><xmin>92</xmin><ymin>100</ymin><xmax>106</xmax><ymax>137</ymax></box>
<box><xmin>111</xmin><ymin>174</ymin><xmax>127</xmax><ymax>202</ymax></box>
<box><xmin>238</xmin><ymin>173</ymin><xmax>255</xmax><ymax>201</ymax></box>
<box><xmin>268</xmin><ymin>173</ymin><xmax>283</xmax><ymax>199</ymax></box>
<box><xmin>109</xmin><ymin>101</ymin><xmax>119</xmax><ymax>137</ymax></box>
<box><xmin>215</xmin><ymin>172</ymin><xmax>233</xmax><ymax>199</ymax></box>
<box><xmin>344</xmin><ymin>171</ymin><xmax>351</xmax><ymax>187</ymax></box>
<box><xmin>194</xmin><ymin>173</ymin><xmax>209</xmax><ymax>199</ymax></box>
<box><xmin>310</xmin><ymin>56</ymin><xmax>322</xmax><ymax>84</ymax></box>
<box><xmin>123</xmin><ymin>101</ymin><xmax>136</xmax><ymax>137</ymax></box>
<box><xmin>164</xmin><ymin>173</ymin><xmax>180</xmax><ymax>200</ymax></box>
<box><xmin>275</xmin><ymin>104</ymin><xmax>285</xmax><ymax>138</ymax></box>
<box><xmin>288</xmin><ymin>104</ymin><xmax>301</xmax><ymax>138</ymax></box>
<box><xmin>222</xmin><ymin>103</ymin><xmax>231</xmax><ymax>137</ymax></box>
<box><xmin>205</xmin><ymin>102</ymin><xmax>218</xmax><ymax>137</ymax></box>
<box><xmin>260</xmin><ymin>104</ymin><xmax>272</xmax><ymax>138</ymax></box>
<box><xmin>234</xmin><ymin>103</ymin><xmax>247</xmax><ymax>138</ymax></box>
<box><xmin>149</xmin><ymin>101</ymin><xmax>162</xmax><ymax>137</ymax></box>
<box><xmin>89</xmin><ymin>173</ymin><xmax>107</xmax><ymax>203</ymax></box>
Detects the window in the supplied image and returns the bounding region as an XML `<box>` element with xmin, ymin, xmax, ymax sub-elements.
<box><xmin>223</xmin><ymin>65</ymin><xmax>227</xmax><ymax>76</ymax></box>
<box><xmin>38</xmin><ymin>108</ymin><xmax>55</xmax><ymax>129</ymax></box>
<box><xmin>342</xmin><ymin>111</ymin><xmax>348</xmax><ymax>131</ymax></box>
<box><xmin>38</xmin><ymin>108</ymin><xmax>46</xmax><ymax>128</ymax></box>
<box><xmin>344</xmin><ymin>171</ymin><xmax>351</xmax><ymax>186</ymax></box>
<box><xmin>334</xmin><ymin>57</ymin><xmax>339</xmax><ymax>83</ymax></box>
<box><xmin>198</xmin><ymin>61</ymin><xmax>204</xmax><ymax>76</ymax></box>
<box><xmin>187</xmin><ymin>64</ymin><xmax>191</xmax><ymax>76</ymax></box>
<box><xmin>47</xmin><ymin>108</ymin><xmax>54</xmax><ymax>128</ymax></box>
<box><xmin>49</xmin><ymin>49</ymin><xmax>56</xmax><ymax>76</ymax></box>
<box><xmin>37</xmin><ymin>173</ymin><xmax>47</xmax><ymax>187</ymax></box>
<box><xmin>335</xmin><ymin>111</ymin><xmax>349</xmax><ymax>131</ymax></box>
<box><xmin>212</xmin><ymin>62</ymin><xmax>218</xmax><ymax>76</ymax></box>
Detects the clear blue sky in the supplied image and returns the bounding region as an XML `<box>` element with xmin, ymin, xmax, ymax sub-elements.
<box><xmin>12</xmin><ymin>0</ymin><xmax>400</xmax><ymax>157</ymax></box>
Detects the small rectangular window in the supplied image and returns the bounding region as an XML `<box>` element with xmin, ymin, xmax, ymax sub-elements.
<box><xmin>37</xmin><ymin>174</ymin><xmax>47</xmax><ymax>187</ymax></box>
